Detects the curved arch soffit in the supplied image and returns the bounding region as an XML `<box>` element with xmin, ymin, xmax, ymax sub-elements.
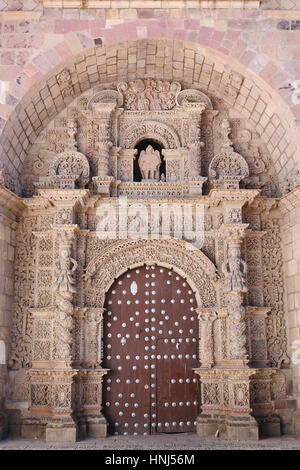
<box><xmin>120</xmin><ymin>120</ymin><xmax>181</xmax><ymax>149</ymax></box>
<box><xmin>1</xmin><ymin>38</ymin><xmax>299</xmax><ymax>185</ymax></box>
<box><xmin>84</xmin><ymin>238</ymin><xmax>218</xmax><ymax>308</ymax></box>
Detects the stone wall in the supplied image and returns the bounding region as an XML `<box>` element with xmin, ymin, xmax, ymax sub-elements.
<box><xmin>279</xmin><ymin>187</ymin><xmax>300</xmax><ymax>435</ymax></box>
<box><xmin>0</xmin><ymin>3</ymin><xmax>300</xmax><ymax>189</ymax></box>
<box><xmin>0</xmin><ymin>187</ymin><xmax>23</xmax><ymax>438</ymax></box>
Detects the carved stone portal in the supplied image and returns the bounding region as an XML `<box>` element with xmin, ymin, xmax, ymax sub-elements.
<box><xmin>4</xmin><ymin>79</ymin><xmax>290</xmax><ymax>443</ymax></box>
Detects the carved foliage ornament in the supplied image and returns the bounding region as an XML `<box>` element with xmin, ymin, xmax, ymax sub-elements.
<box><xmin>83</xmin><ymin>238</ymin><xmax>217</xmax><ymax>308</ymax></box>
<box><xmin>209</xmin><ymin>152</ymin><xmax>249</xmax><ymax>181</ymax></box>
<box><xmin>49</xmin><ymin>151</ymin><xmax>90</xmax><ymax>187</ymax></box>
<box><xmin>117</xmin><ymin>79</ymin><xmax>181</xmax><ymax>111</ymax></box>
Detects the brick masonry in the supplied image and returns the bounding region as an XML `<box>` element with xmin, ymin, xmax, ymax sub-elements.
<box><xmin>0</xmin><ymin>5</ymin><xmax>299</xmax><ymax>187</ymax></box>
<box><xmin>279</xmin><ymin>188</ymin><xmax>300</xmax><ymax>415</ymax></box>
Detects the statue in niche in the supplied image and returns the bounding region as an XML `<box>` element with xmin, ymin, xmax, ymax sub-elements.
<box><xmin>138</xmin><ymin>145</ymin><xmax>161</xmax><ymax>180</ymax></box>
<box><xmin>222</xmin><ymin>246</ymin><xmax>248</xmax><ymax>293</ymax></box>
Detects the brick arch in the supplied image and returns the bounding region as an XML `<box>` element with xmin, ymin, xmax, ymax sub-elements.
<box><xmin>1</xmin><ymin>37</ymin><xmax>299</xmax><ymax>191</ymax></box>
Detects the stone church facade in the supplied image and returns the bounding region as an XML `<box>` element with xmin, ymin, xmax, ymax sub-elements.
<box><xmin>0</xmin><ymin>1</ymin><xmax>300</xmax><ymax>442</ymax></box>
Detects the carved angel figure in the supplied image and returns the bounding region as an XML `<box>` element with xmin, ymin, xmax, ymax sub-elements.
<box><xmin>222</xmin><ymin>246</ymin><xmax>248</xmax><ymax>292</ymax></box>
<box><xmin>53</xmin><ymin>247</ymin><xmax>78</xmax><ymax>293</ymax></box>
<box><xmin>138</xmin><ymin>145</ymin><xmax>161</xmax><ymax>180</ymax></box>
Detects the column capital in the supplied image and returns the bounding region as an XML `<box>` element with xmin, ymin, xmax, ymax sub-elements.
<box><xmin>218</xmin><ymin>223</ymin><xmax>249</xmax><ymax>241</ymax></box>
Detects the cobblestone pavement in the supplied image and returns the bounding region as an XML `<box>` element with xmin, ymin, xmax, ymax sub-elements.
<box><xmin>0</xmin><ymin>433</ymin><xmax>300</xmax><ymax>450</ymax></box>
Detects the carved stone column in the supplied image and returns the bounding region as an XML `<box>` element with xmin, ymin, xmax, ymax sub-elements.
<box><xmin>220</xmin><ymin>222</ymin><xmax>249</xmax><ymax>366</ymax></box>
<box><xmin>76</xmin><ymin>368</ymin><xmax>109</xmax><ymax>438</ymax></box>
<box><xmin>91</xmin><ymin>102</ymin><xmax>116</xmax><ymax>195</ymax></box>
<box><xmin>117</xmin><ymin>148</ymin><xmax>137</xmax><ymax>182</ymax></box>
<box><xmin>183</xmin><ymin>102</ymin><xmax>206</xmax><ymax>178</ymax></box>
<box><xmin>52</xmin><ymin>226</ymin><xmax>78</xmax><ymax>367</ymax></box>
<box><xmin>196</xmin><ymin>308</ymin><xmax>217</xmax><ymax>368</ymax></box>
<box><xmin>85</xmin><ymin>308</ymin><xmax>105</xmax><ymax>368</ymax></box>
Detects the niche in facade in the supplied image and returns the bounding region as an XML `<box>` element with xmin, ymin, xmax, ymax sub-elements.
<box><xmin>134</xmin><ymin>139</ymin><xmax>165</xmax><ymax>182</ymax></box>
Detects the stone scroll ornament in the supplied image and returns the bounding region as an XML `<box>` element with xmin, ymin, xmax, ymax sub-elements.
<box><xmin>138</xmin><ymin>145</ymin><xmax>161</xmax><ymax>180</ymax></box>
<box><xmin>53</xmin><ymin>233</ymin><xmax>78</xmax><ymax>364</ymax></box>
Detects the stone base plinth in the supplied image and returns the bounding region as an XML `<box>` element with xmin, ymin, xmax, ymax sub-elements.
<box><xmin>294</xmin><ymin>410</ymin><xmax>300</xmax><ymax>437</ymax></box>
<box><xmin>196</xmin><ymin>414</ymin><xmax>226</xmax><ymax>438</ymax></box>
<box><xmin>45</xmin><ymin>425</ymin><xmax>77</xmax><ymax>443</ymax></box>
<box><xmin>75</xmin><ymin>415</ymin><xmax>107</xmax><ymax>439</ymax></box>
<box><xmin>225</xmin><ymin>415</ymin><xmax>259</xmax><ymax>441</ymax></box>
<box><xmin>0</xmin><ymin>412</ymin><xmax>7</xmax><ymax>440</ymax></box>
<box><xmin>85</xmin><ymin>416</ymin><xmax>107</xmax><ymax>438</ymax></box>
<box><xmin>21</xmin><ymin>417</ymin><xmax>47</xmax><ymax>440</ymax></box>
<box><xmin>22</xmin><ymin>417</ymin><xmax>78</xmax><ymax>442</ymax></box>
<box><xmin>256</xmin><ymin>414</ymin><xmax>281</xmax><ymax>438</ymax></box>
<box><xmin>197</xmin><ymin>414</ymin><xmax>259</xmax><ymax>441</ymax></box>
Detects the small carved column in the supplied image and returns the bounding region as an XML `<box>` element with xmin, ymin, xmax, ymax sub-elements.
<box><xmin>85</xmin><ymin>308</ymin><xmax>105</xmax><ymax>368</ymax></box>
<box><xmin>196</xmin><ymin>308</ymin><xmax>217</xmax><ymax>368</ymax></box>
<box><xmin>92</xmin><ymin>102</ymin><xmax>116</xmax><ymax>178</ymax></box>
<box><xmin>183</xmin><ymin>102</ymin><xmax>206</xmax><ymax>178</ymax></box>
<box><xmin>220</xmin><ymin>222</ymin><xmax>249</xmax><ymax>365</ymax></box>
<box><xmin>87</xmin><ymin>103</ymin><xmax>115</xmax><ymax>195</ymax></box>
<box><xmin>117</xmin><ymin>149</ymin><xmax>138</xmax><ymax>182</ymax></box>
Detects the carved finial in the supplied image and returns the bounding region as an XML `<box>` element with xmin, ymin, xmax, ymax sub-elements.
<box><xmin>66</xmin><ymin>118</ymin><xmax>78</xmax><ymax>151</ymax></box>
<box><xmin>220</xmin><ymin>118</ymin><xmax>234</xmax><ymax>153</ymax></box>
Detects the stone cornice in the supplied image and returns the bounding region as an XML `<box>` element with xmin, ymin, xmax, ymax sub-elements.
<box><xmin>19</xmin><ymin>190</ymin><xmax>273</xmax><ymax>214</ymax></box>
<box><xmin>0</xmin><ymin>186</ymin><xmax>26</xmax><ymax>218</ymax></box>
<box><xmin>278</xmin><ymin>186</ymin><xmax>300</xmax><ymax>213</ymax></box>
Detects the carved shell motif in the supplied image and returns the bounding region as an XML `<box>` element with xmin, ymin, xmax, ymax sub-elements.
<box><xmin>49</xmin><ymin>150</ymin><xmax>90</xmax><ymax>186</ymax></box>
<box><xmin>209</xmin><ymin>151</ymin><xmax>249</xmax><ymax>181</ymax></box>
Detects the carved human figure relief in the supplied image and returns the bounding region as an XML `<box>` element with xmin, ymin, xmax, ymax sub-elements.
<box><xmin>222</xmin><ymin>246</ymin><xmax>248</xmax><ymax>293</ymax></box>
<box><xmin>138</xmin><ymin>145</ymin><xmax>161</xmax><ymax>180</ymax></box>
<box><xmin>53</xmin><ymin>247</ymin><xmax>78</xmax><ymax>293</ymax></box>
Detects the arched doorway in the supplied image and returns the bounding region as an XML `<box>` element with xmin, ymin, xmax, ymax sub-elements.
<box><xmin>102</xmin><ymin>264</ymin><xmax>200</xmax><ymax>436</ymax></box>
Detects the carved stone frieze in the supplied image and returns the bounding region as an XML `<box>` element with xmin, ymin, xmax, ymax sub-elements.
<box><xmin>261</xmin><ymin>218</ymin><xmax>289</xmax><ymax>368</ymax></box>
<box><xmin>117</xmin><ymin>79</ymin><xmax>181</xmax><ymax>111</ymax></box>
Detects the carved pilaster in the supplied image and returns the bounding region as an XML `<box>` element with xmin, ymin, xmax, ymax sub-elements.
<box><xmin>85</xmin><ymin>308</ymin><xmax>105</xmax><ymax>368</ymax></box>
<box><xmin>52</xmin><ymin>226</ymin><xmax>78</xmax><ymax>367</ymax></box>
<box><xmin>181</xmin><ymin>103</ymin><xmax>206</xmax><ymax>178</ymax></box>
<box><xmin>220</xmin><ymin>223</ymin><xmax>249</xmax><ymax>364</ymax></box>
<box><xmin>92</xmin><ymin>102</ymin><xmax>116</xmax><ymax>178</ymax></box>
<box><xmin>196</xmin><ymin>308</ymin><xmax>217</xmax><ymax>368</ymax></box>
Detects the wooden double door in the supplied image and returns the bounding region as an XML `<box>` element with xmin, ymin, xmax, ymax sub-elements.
<box><xmin>102</xmin><ymin>264</ymin><xmax>200</xmax><ymax>435</ymax></box>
